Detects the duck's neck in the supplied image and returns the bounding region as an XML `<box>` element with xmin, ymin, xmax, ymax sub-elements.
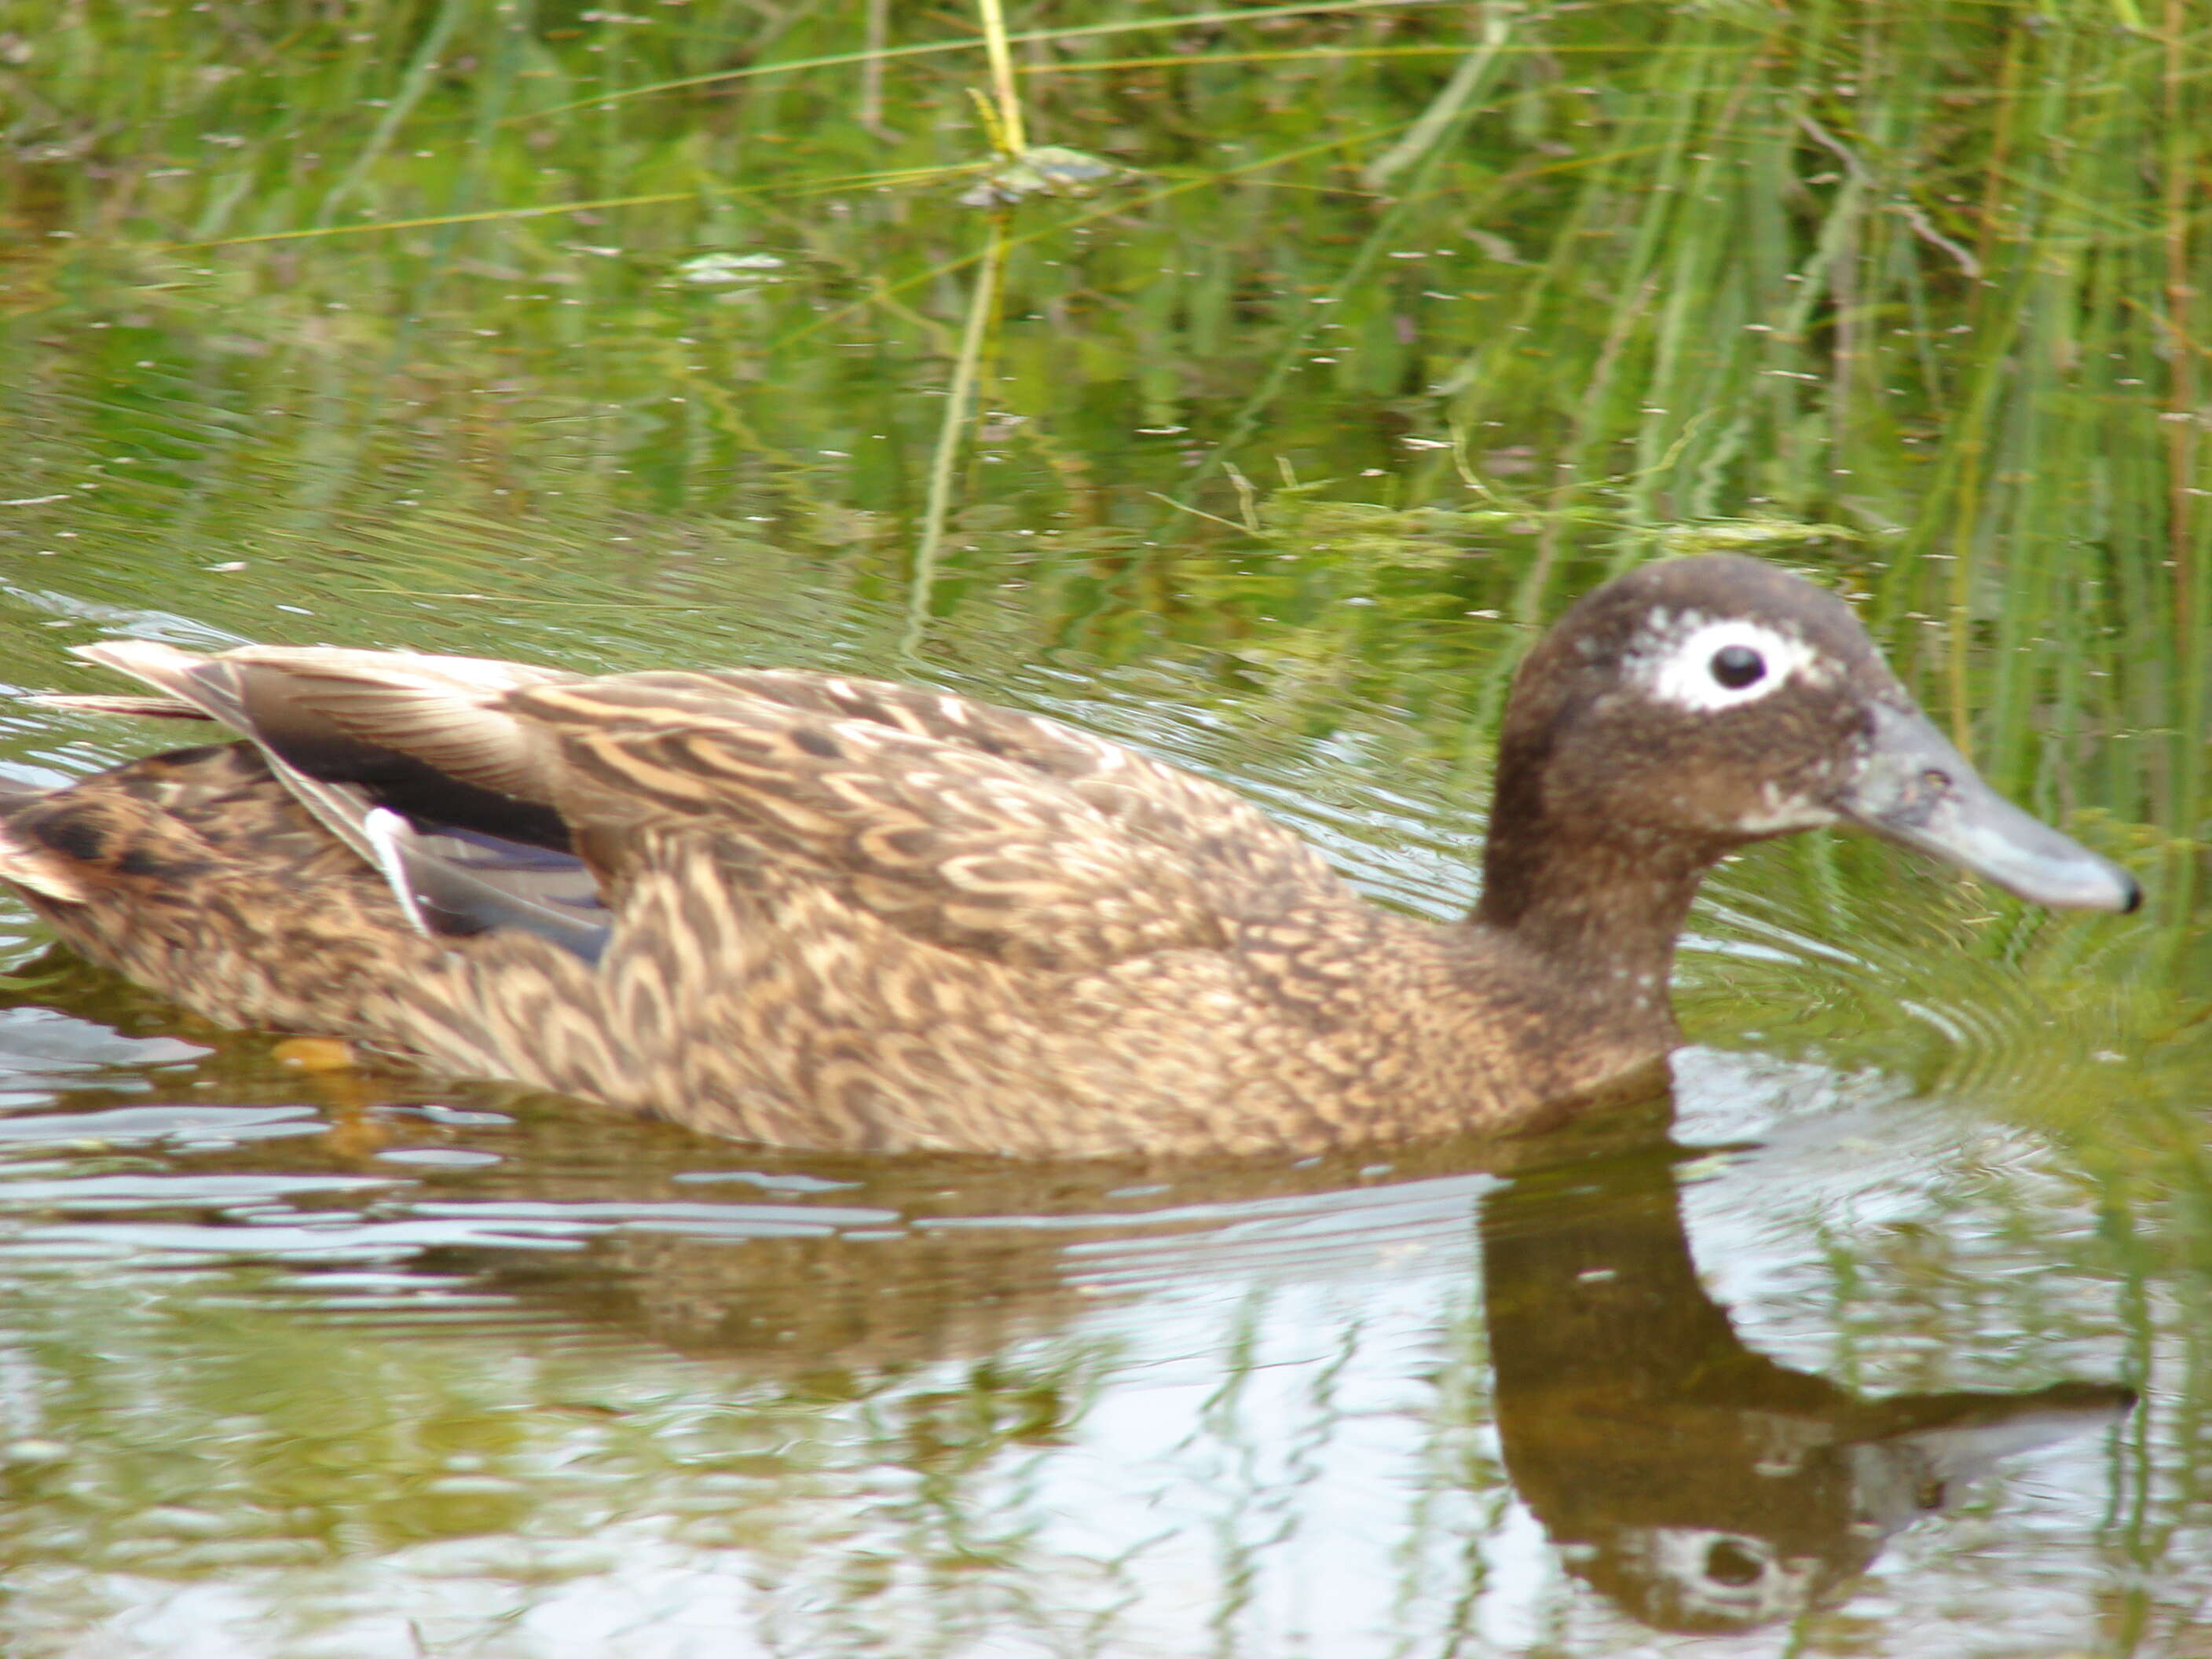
<box><xmin>1472</xmin><ymin>804</ymin><xmax>1722</xmax><ymax>1027</ymax></box>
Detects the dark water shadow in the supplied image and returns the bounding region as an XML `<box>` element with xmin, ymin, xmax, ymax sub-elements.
<box><xmin>1481</xmin><ymin>1133</ymin><xmax>2132</xmax><ymax>1633</ymax></box>
<box><xmin>373</xmin><ymin>1076</ymin><xmax>2133</xmax><ymax>1638</ymax></box>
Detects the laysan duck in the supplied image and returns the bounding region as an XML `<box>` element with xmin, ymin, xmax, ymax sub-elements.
<box><xmin>0</xmin><ymin>556</ymin><xmax>2138</xmax><ymax>1157</ymax></box>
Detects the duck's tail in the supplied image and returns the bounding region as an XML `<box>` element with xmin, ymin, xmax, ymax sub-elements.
<box><xmin>0</xmin><ymin>675</ymin><xmax>218</xmax><ymax>902</ymax></box>
<box><xmin>0</xmin><ymin>791</ymin><xmax>87</xmax><ymax>903</ymax></box>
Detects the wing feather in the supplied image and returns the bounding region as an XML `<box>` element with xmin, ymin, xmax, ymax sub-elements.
<box><xmin>71</xmin><ymin>647</ymin><xmax>1350</xmax><ymax>976</ymax></box>
<box><xmin>70</xmin><ymin>641</ymin><xmax>605</xmax><ymax>956</ymax></box>
<box><xmin>512</xmin><ymin>673</ymin><xmax>1350</xmax><ymax>972</ymax></box>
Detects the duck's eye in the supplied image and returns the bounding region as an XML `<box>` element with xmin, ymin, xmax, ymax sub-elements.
<box><xmin>1641</xmin><ymin>620</ymin><xmax>1810</xmax><ymax>712</ymax></box>
<box><xmin>1709</xmin><ymin>644</ymin><xmax>1766</xmax><ymax>690</ymax></box>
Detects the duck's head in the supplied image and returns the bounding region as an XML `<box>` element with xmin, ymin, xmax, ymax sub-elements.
<box><xmin>1480</xmin><ymin>555</ymin><xmax>2139</xmax><ymax>933</ymax></box>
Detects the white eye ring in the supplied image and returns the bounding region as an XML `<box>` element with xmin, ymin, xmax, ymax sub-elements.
<box><xmin>1636</xmin><ymin>617</ymin><xmax>1818</xmax><ymax>712</ymax></box>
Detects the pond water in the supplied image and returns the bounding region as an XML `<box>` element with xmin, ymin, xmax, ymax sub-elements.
<box><xmin>4</xmin><ymin>5</ymin><xmax>2212</xmax><ymax>1655</ymax></box>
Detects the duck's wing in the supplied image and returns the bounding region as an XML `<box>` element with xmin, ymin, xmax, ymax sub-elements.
<box><xmin>635</xmin><ymin>669</ymin><xmax>1347</xmax><ymax>896</ymax></box>
<box><xmin>71</xmin><ymin>646</ymin><xmax>1351</xmax><ymax>976</ymax></box>
<box><xmin>499</xmin><ymin>670</ymin><xmax>1356</xmax><ymax>971</ymax></box>
<box><xmin>28</xmin><ymin>690</ymin><xmax>214</xmax><ymax>720</ymax></box>
<box><xmin>66</xmin><ymin>641</ymin><xmax>611</xmax><ymax>961</ymax></box>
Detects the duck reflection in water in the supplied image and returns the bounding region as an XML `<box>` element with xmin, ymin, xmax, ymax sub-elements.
<box><xmin>1481</xmin><ymin>1121</ymin><xmax>2133</xmax><ymax>1634</ymax></box>
<box><xmin>395</xmin><ymin>1082</ymin><xmax>2133</xmax><ymax>1639</ymax></box>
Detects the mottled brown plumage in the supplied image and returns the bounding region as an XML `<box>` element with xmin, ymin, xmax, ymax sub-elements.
<box><xmin>0</xmin><ymin>557</ymin><xmax>2138</xmax><ymax>1156</ymax></box>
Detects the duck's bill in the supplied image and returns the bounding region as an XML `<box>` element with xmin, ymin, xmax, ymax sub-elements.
<box><xmin>1836</xmin><ymin>702</ymin><xmax>2142</xmax><ymax>914</ymax></box>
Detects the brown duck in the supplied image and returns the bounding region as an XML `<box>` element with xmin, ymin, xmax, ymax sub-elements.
<box><xmin>0</xmin><ymin>556</ymin><xmax>2137</xmax><ymax>1157</ymax></box>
